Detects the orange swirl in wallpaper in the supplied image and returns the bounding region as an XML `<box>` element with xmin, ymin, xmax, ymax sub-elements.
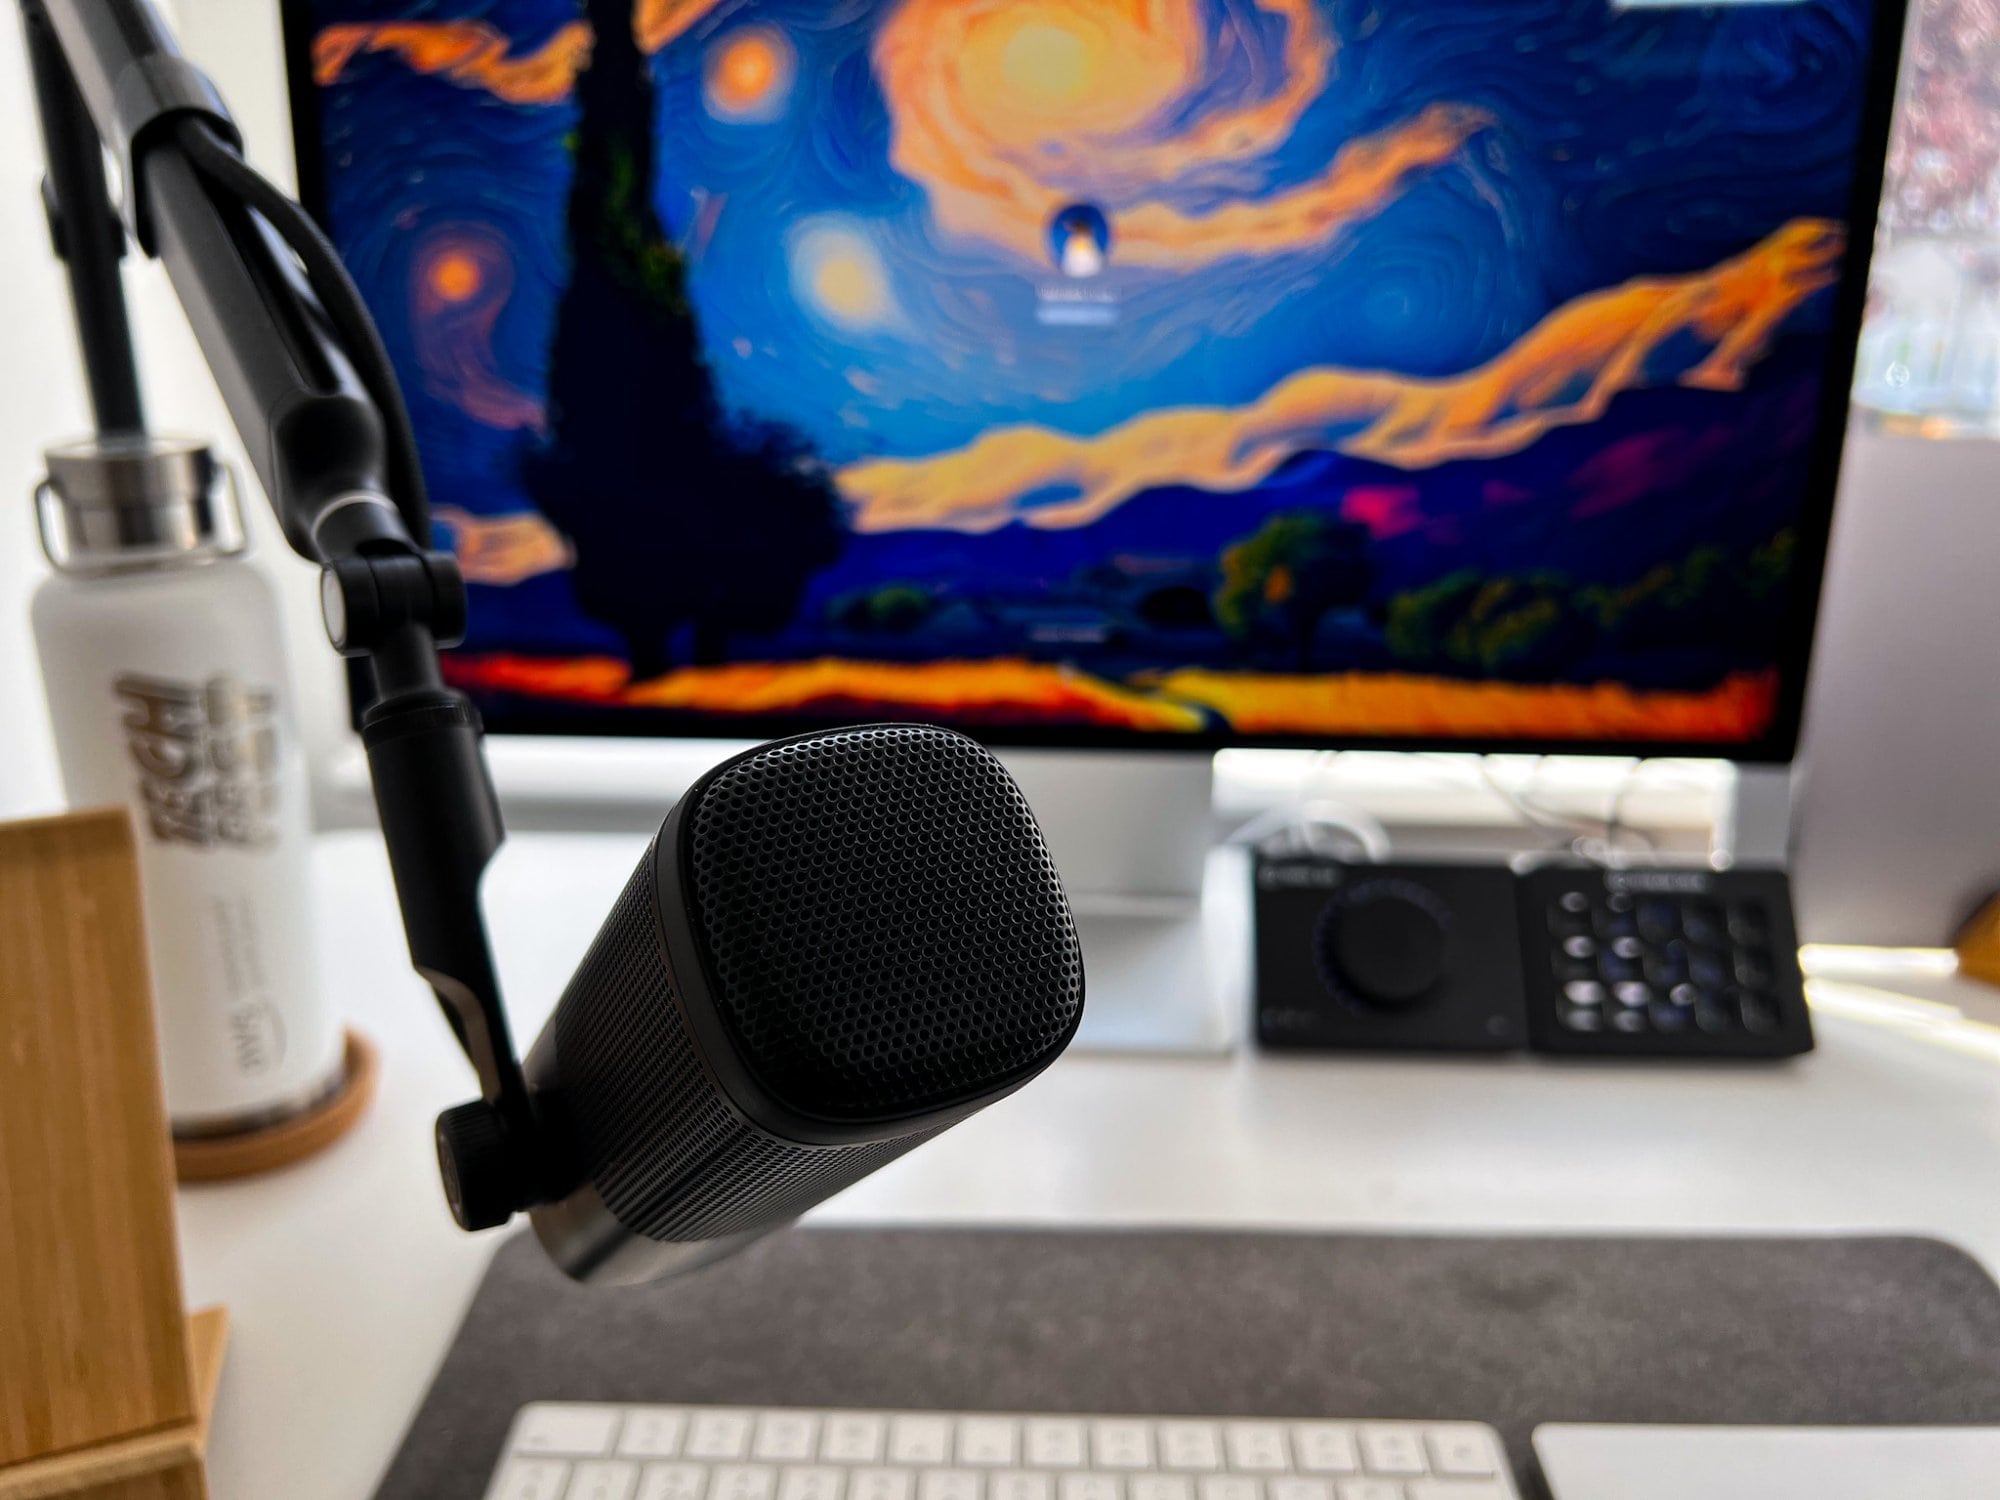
<box><xmin>841</xmin><ymin>218</ymin><xmax>1846</xmax><ymax>534</ymax></box>
<box><xmin>313</xmin><ymin>2</ymin><xmax>726</xmax><ymax>102</ymax></box>
<box><xmin>873</xmin><ymin>0</ymin><xmax>1483</xmax><ymax>268</ymax></box>
<box><xmin>432</xmin><ymin>507</ymin><xmax>574</xmax><ymax>586</ymax></box>
<box><xmin>412</xmin><ymin>234</ymin><xmax>548</xmax><ymax>433</ymax></box>
<box><xmin>312</xmin><ymin>20</ymin><xmax>594</xmax><ymax>105</ymax></box>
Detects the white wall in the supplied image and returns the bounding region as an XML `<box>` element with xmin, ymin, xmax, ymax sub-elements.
<box><xmin>0</xmin><ymin>0</ymin><xmax>348</xmax><ymax>825</ymax></box>
<box><xmin>0</xmin><ymin>7</ymin><xmax>85</xmax><ymax>819</ymax></box>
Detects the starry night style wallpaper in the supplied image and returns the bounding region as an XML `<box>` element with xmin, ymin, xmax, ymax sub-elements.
<box><xmin>292</xmin><ymin>0</ymin><xmax>1889</xmax><ymax>745</ymax></box>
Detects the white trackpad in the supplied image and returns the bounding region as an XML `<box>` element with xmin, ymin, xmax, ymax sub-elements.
<box><xmin>1534</xmin><ymin>1424</ymin><xmax>2000</xmax><ymax>1500</ymax></box>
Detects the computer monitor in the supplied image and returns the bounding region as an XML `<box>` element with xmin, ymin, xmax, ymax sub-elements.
<box><xmin>282</xmin><ymin>0</ymin><xmax>1903</xmax><ymax>765</ymax></box>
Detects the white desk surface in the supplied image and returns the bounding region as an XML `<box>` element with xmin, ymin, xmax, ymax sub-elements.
<box><xmin>179</xmin><ymin>832</ymin><xmax>2000</xmax><ymax>1500</ymax></box>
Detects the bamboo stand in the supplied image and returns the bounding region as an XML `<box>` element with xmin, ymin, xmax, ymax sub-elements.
<box><xmin>0</xmin><ymin>810</ymin><xmax>229</xmax><ymax>1500</ymax></box>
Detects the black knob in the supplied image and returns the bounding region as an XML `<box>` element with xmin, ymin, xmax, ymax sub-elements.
<box><xmin>1316</xmin><ymin>880</ymin><xmax>1452</xmax><ymax>1009</ymax></box>
<box><xmin>435</xmin><ymin>1100</ymin><xmax>520</xmax><ymax>1231</ymax></box>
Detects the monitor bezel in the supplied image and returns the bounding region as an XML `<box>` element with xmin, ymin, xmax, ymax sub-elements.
<box><xmin>280</xmin><ymin>0</ymin><xmax>1909</xmax><ymax>766</ymax></box>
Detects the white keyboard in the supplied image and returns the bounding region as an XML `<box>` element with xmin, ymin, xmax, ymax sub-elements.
<box><xmin>485</xmin><ymin>1403</ymin><xmax>1520</xmax><ymax>1500</ymax></box>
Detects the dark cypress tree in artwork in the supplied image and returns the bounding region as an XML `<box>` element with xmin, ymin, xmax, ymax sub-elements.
<box><xmin>526</xmin><ymin>0</ymin><xmax>844</xmax><ymax>680</ymax></box>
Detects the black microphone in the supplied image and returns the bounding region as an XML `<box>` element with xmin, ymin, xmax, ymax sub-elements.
<box><xmin>438</xmin><ymin>724</ymin><xmax>1085</xmax><ymax>1285</ymax></box>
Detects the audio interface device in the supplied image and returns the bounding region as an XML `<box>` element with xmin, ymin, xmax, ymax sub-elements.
<box><xmin>1253</xmin><ymin>855</ymin><xmax>1813</xmax><ymax>1060</ymax></box>
<box><xmin>1254</xmin><ymin>858</ymin><xmax>1528</xmax><ymax>1053</ymax></box>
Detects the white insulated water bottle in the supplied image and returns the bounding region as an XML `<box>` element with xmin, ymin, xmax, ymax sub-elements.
<box><xmin>30</xmin><ymin>434</ymin><xmax>345</xmax><ymax>1135</ymax></box>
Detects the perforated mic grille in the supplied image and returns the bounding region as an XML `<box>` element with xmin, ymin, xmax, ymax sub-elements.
<box><xmin>552</xmin><ymin>845</ymin><xmax>946</xmax><ymax>1242</ymax></box>
<box><xmin>683</xmin><ymin>725</ymin><xmax>1083</xmax><ymax>1121</ymax></box>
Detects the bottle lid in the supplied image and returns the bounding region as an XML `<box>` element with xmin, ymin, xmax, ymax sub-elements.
<box><xmin>35</xmin><ymin>434</ymin><xmax>247</xmax><ymax>573</ymax></box>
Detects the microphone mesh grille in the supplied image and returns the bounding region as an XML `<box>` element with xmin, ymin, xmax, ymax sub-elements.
<box><xmin>554</xmin><ymin>846</ymin><xmax>945</xmax><ymax>1242</ymax></box>
<box><xmin>685</xmin><ymin>725</ymin><xmax>1083</xmax><ymax>1120</ymax></box>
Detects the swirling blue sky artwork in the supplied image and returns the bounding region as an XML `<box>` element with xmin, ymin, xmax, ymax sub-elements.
<box><xmin>293</xmin><ymin>0</ymin><xmax>1886</xmax><ymax>745</ymax></box>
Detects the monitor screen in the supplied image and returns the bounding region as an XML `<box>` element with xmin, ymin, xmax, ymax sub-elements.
<box><xmin>285</xmin><ymin>0</ymin><xmax>1900</xmax><ymax>756</ymax></box>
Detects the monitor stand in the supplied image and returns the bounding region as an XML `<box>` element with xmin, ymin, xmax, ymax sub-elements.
<box><xmin>998</xmin><ymin>750</ymin><xmax>1235</xmax><ymax>1055</ymax></box>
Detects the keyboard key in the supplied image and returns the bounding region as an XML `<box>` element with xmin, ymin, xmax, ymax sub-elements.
<box><xmin>1158</xmin><ymin>1422</ymin><xmax>1223</xmax><ymax>1470</ymax></box>
<box><xmin>1558</xmin><ymin>890</ymin><xmax>1590</xmax><ymax>914</ymax></box>
<box><xmin>1359</xmin><ymin>1428</ymin><xmax>1427</xmax><ymax>1476</ymax></box>
<box><xmin>1609</xmin><ymin>1008</ymin><xmax>1646</xmax><ymax>1034</ymax></box>
<box><xmin>1291</xmin><ymin>1425</ymin><xmax>1358</xmax><ymax>1475</ymax></box>
<box><xmin>621</xmin><ymin>1410</ymin><xmax>689</xmax><ymax>1459</ymax></box>
<box><xmin>1681</xmin><ymin>904</ymin><xmax>1722</xmax><ymax>948</ymax></box>
<box><xmin>1334</xmin><ymin>1484</ymin><xmax>1402</xmax><ymax>1500</ymax></box>
<box><xmin>1270</xmin><ymin>1480</ymin><xmax>1333</xmax><ymax>1500</ymax></box>
<box><xmin>1733</xmin><ymin>953</ymin><xmax>1774</xmax><ymax>991</ymax></box>
<box><xmin>1643</xmin><ymin>950</ymin><xmax>1688</xmax><ymax>989</ymax></box>
<box><xmin>781</xmin><ymin>1469</ymin><xmax>847</xmax><ymax>1500</ymax></box>
<box><xmin>850</xmin><ymin>1471</ymin><xmax>914</xmax><ymax>1500</ymax></box>
<box><xmin>1596</xmin><ymin>951</ymin><xmax>1640</xmax><ymax>984</ymax></box>
<box><xmin>1198</xmin><ymin>1478</ymin><xmax>1261</xmax><ymax>1500</ymax></box>
<box><xmin>1688</xmin><ymin>952</ymin><xmax>1728</xmax><ymax>992</ymax></box>
<box><xmin>889</xmin><ymin>1417</ymin><xmax>953</xmax><ymax>1465</ymax></box>
<box><xmin>518</xmin><ymin>1406</ymin><xmax>622</xmax><ymax>1458</ymax></box>
<box><xmin>1133</xmin><ymin>1478</ymin><xmax>1195</xmax><ymax>1500</ymax></box>
<box><xmin>1736</xmin><ymin>956</ymin><xmax>1784</xmax><ymax>992</ymax></box>
<box><xmin>1026</xmin><ymin>1421</ymin><xmax>1089</xmax><ymax>1468</ymax></box>
<box><xmin>957</xmin><ymin>1419</ymin><xmax>1018</xmax><ymax>1466</ymax></box>
<box><xmin>1737</xmin><ymin>992</ymin><xmax>1779</xmax><ymax>1035</ymax></box>
<box><xmin>1561</xmin><ymin>980</ymin><xmax>1604</xmax><ymax>1007</ymax></box>
<box><xmin>1694</xmin><ymin>1000</ymin><xmax>1733</xmax><ymax>1035</ymax></box>
<box><xmin>1408</xmin><ymin>1486</ymin><xmax>1509</xmax><ymax>1500</ymax></box>
<box><xmin>1224</xmin><ymin>1423</ymin><xmax>1292</xmax><ymax>1471</ymax></box>
<box><xmin>491</xmin><ymin>1459</ymin><xmax>570</xmax><ymax>1500</ymax></box>
<box><xmin>1423</xmin><ymin>1428</ymin><xmax>1498</xmax><ymax>1479</ymax></box>
<box><xmin>919</xmin><ymin>1470</ymin><xmax>983</xmax><ymax>1500</ymax></box>
<box><xmin>639</xmin><ymin>1465</ymin><xmax>710</xmax><ymax>1500</ymax></box>
<box><xmin>1648</xmin><ymin>1000</ymin><xmax>1688</xmax><ymax>1032</ymax></box>
<box><xmin>688</xmin><ymin>1413</ymin><xmax>756</xmax><ymax>1461</ymax></box>
<box><xmin>1727</xmin><ymin>904</ymin><xmax>1769</xmax><ymax>943</ymax></box>
<box><xmin>1612</xmin><ymin>982</ymin><xmax>1649</xmax><ymax>1009</ymax></box>
<box><xmin>1093</xmin><ymin>1421</ymin><xmax>1154</xmax><ymax>1469</ymax></box>
<box><xmin>1061</xmin><ymin>1475</ymin><xmax>1124</xmax><ymax>1500</ymax></box>
<box><xmin>1561</xmin><ymin>935</ymin><xmax>1596</xmax><ymax>960</ymax></box>
<box><xmin>994</xmin><ymin>1475</ymin><xmax>1056</xmax><ymax>1500</ymax></box>
<box><xmin>1552</xmin><ymin>954</ymin><xmax>1596</xmax><ymax>985</ymax></box>
<box><xmin>712</xmin><ymin>1465</ymin><xmax>778</xmax><ymax>1500</ymax></box>
<box><xmin>1559</xmin><ymin>1005</ymin><xmax>1602</xmax><ymax>1033</ymax></box>
<box><xmin>756</xmin><ymin>1415</ymin><xmax>821</xmax><ymax>1462</ymax></box>
<box><xmin>570</xmin><ymin>1461</ymin><xmax>641</xmax><ymax>1500</ymax></box>
<box><xmin>824</xmin><ymin>1416</ymin><xmax>889</xmax><ymax>1464</ymax></box>
<box><xmin>1592</xmin><ymin>908</ymin><xmax>1637</xmax><ymax>942</ymax></box>
<box><xmin>1636</xmin><ymin>899</ymin><xmax>1678</xmax><ymax>944</ymax></box>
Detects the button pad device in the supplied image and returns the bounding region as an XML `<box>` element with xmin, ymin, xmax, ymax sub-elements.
<box><xmin>1522</xmin><ymin>865</ymin><xmax>1811</xmax><ymax>1058</ymax></box>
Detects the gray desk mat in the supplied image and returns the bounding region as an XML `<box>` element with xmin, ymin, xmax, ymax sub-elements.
<box><xmin>373</xmin><ymin>1228</ymin><xmax>2000</xmax><ymax>1500</ymax></box>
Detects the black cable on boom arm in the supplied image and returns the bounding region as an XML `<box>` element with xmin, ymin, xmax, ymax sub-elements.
<box><xmin>173</xmin><ymin>117</ymin><xmax>431</xmax><ymax>543</ymax></box>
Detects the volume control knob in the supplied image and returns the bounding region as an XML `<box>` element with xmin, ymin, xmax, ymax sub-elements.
<box><xmin>1314</xmin><ymin>879</ymin><xmax>1453</xmax><ymax>1009</ymax></box>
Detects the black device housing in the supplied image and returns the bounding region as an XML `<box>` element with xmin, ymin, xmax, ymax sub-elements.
<box><xmin>1254</xmin><ymin>857</ymin><xmax>1529</xmax><ymax>1052</ymax></box>
<box><xmin>1253</xmin><ymin>852</ymin><xmax>1813</xmax><ymax>1060</ymax></box>
<box><xmin>1519</xmin><ymin>864</ymin><xmax>1813</xmax><ymax>1059</ymax></box>
<box><xmin>519</xmin><ymin>726</ymin><xmax>1085</xmax><ymax>1286</ymax></box>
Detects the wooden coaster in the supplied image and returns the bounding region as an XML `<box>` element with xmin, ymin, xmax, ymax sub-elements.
<box><xmin>173</xmin><ymin>1028</ymin><xmax>380</xmax><ymax>1183</ymax></box>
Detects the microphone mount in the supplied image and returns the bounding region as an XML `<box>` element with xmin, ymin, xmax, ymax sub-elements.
<box><xmin>20</xmin><ymin>0</ymin><xmax>561</xmax><ymax>1229</ymax></box>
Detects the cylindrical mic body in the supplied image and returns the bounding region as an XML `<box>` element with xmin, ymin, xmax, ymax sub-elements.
<box><xmin>525</xmin><ymin>725</ymin><xmax>1084</xmax><ymax>1284</ymax></box>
